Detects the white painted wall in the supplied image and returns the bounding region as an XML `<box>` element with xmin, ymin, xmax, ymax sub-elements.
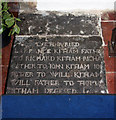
<box><xmin>37</xmin><ymin>0</ymin><xmax>116</xmax><ymax>11</ymax></box>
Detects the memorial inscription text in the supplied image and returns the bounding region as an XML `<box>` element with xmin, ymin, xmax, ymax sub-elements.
<box><xmin>6</xmin><ymin>36</ymin><xmax>107</xmax><ymax>94</ymax></box>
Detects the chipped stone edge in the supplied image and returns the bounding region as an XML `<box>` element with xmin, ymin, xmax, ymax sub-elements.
<box><xmin>99</xmin><ymin>15</ymin><xmax>106</xmax><ymax>47</ymax></box>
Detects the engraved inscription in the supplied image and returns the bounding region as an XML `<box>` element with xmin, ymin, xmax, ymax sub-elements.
<box><xmin>6</xmin><ymin>36</ymin><xmax>107</xmax><ymax>94</ymax></box>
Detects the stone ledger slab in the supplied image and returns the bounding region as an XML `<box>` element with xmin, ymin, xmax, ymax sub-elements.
<box><xmin>6</xmin><ymin>36</ymin><xmax>107</xmax><ymax>94</ymax></box>
<box><xmin>18</xmin><ymin>12</ymin><xmax>100</xmax><ymax>35</ymax></box>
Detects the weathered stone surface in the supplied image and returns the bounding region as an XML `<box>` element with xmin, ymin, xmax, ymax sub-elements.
<box><xmin>18</xmin><ymin>12</ymin><xmax>100</xmax><ymax>35</ymax></box>
<box><xmin>6</xmin><ymin>36</ymin><xmax>107</xmax><ymax>94</ymax></box>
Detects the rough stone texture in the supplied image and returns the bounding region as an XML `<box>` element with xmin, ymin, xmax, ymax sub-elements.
<box><xmin>6</xmin><ymin>36</ymin><xmax>107</xmax><ymax>95</ymax></box>
<box><xmin>18</xmin><ymin>12</ymin><xmax>100</xmax><ymax>35</ymax></box>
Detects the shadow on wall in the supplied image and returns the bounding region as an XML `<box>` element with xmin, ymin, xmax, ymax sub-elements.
<box><xmin>114</xmin><ymin>1</ymin><xmax>116</xmax><ymax>11</ymax></box>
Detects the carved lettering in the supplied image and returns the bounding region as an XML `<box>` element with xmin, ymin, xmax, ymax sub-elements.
<box><xmin>6</xmin><ymin>36</ymin><xmax>106</xmax><ymax>94</ymax></box>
